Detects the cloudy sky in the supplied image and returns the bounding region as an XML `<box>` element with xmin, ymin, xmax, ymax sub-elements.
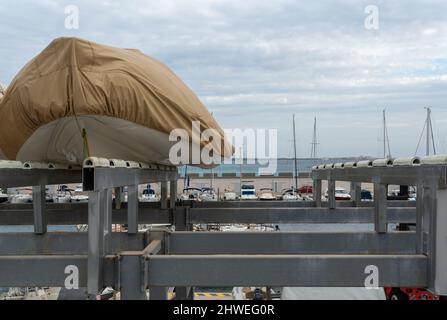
<box><xmin>1</xmin><ymin>0</ymin><xmax>447</xmax><ymax>158</ymax></box>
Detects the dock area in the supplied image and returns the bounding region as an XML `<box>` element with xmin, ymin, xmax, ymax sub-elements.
<box><xmin>0</xmin><ymin>157</ymin><xmax>446</xmax><ymax>300</ymax></box>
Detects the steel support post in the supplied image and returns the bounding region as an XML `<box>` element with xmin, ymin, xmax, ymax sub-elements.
<box><xmin>350</xmin><ymin>182</ymin><xmax>362</xmax><ymax>207</ymax></box>
<box><xmin>174</xmin><ymin>207</ymin><xmax>189</xmax><ymax>231</ymax></box>
<box><xmin>374</xmin><ymin>182</ymin><xmax>388</xmax><ymax>233</ymax></box>
<box><xmin>161</xmin><ymin>181</ymin><xmax>168</xmax><ymax>210</ymax></box>
<box><xmin>127</xmin><ymin>185</ymin><xmax>138</xmax><ymax>234</ymax></box>
<box><xmin>328</xmin><ymin>180</ymin><xmax>336</xmax><ymax>209</ymax></box>
<box><xmin>421</xmin><ymin>183</ymin><xmax>436</xmax><ymax>292</ymax></box>
<box><xmin>422</xmin><ymin>180</ymin><xmax>447</xmax><ymax>295</ymax></box>
<box><xmin>120</xmin><ymin>255</ymin><xmax>147</xmax><ymax>300</ymax></box>
<box><xmin>313</xmin><ymin>179</ymin><xmax>322</xmax><ymax>207</ymax></box>
<box><xmin>144</xmin><ymin>236</ymin><xmax>168</xmax><ymax>300</ymax></box>
<box><xmin>87</xmin><ymin>190</ymin><xmax>107</xmax><ymax>297</ymax></box>
<box><xmin>416</xmin><ymin>184</ymin><xmax>424</xmax><ymax>254</ymax></box>
<box><xmin>170</xmin><ymin>180</ymin><xmax>177</xmax><ymax>208</ymax></box>
<box><xmin>103</xmin><ymin>188</ymin><xmax>113</xmax><ymax>255</ymax></box>
<box><xmin>32</xmin><ymin>185</ymin><xmax>47</xmax><ymax>234</ymax></box>
<box><xmin>434</xmin><ymin>187</ymin><xmax>447</xmax><ymax>295</ymax></box>
<box><xmin>173</xmin><ymin>207</ymin><xmax>192</xmax><ymax>298</ymax></box>
<box><xmin>149</xmin><ymin>286</ymin><xmax>168</xmax><ymax>300</ymax></box>
<box><xmin>175</xmin><ymin>287</ymin><xmax>194</xmax><ymax>300</ymax></box>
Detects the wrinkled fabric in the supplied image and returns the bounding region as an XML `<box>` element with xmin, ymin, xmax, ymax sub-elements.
<box><xmin>0</xmin><ymin>37</ymin><xmax>232</xmax><ymax>165</ymax></box>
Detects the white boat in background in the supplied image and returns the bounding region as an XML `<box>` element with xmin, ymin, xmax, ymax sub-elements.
<box><xmin>179</xmin><ymin>187</ymin><xmax>202</xmax><ymax>201</ymax></box>
<box><xmin>223</xmin><ymin>189</ymin><xmax>237</xmax><ymax>201</ymax></box>
<box><xmin>220</xmin><ymin>224</ymin><xmax>249</xmax><ymax>232</ymax></box>
<box><xmin>53</xmin><ymin>193</ymin><xmax>71</xmax><ymax>203</ymax></box>
<box><xmin>9</xmin><ymin>194</ymin><xmax>32</xmax><ymax>204</ymax></box>
<box><xmin>71</xmin><ymin>184</ymin><xmax>89</xmax><ymax>203</ymax></box>
<box><xmin>139</xmin><ymin>185</ymin><xmax>160</xmax><ymax>202</ymax></box>
<box><xmin>240</xmin><ymin>184</ymin><xmax>257</xmax><ymax>200</ymax></box>
<box><xmin>259</xmin><ymin>188</ymin><xmax>276</xmax><ymax>201</ymax></box>
<box><xmin>53</xmin><ymin>185</ymin><xmax>72</xmax><ymax>203</ymax></box>
<box><xmin>325</xmin><ymin>188</ymin><xmax>352</xmax><ymax>201</ymax></box>
<box><xmin>0</xmin><ymin>188</ymin><xmax>8</xmax><ymax>203</ymax></box>
<box><xmin>281</xmin><ymin>188</ymin><xmax>300</xmax><ymax>201</ymax></box>
<box><xmin>200</xmin><ymin>187</ymin><xmax>218</xmax><ymax>201</ymax></box>
<box><xmin>71</xmin><ymin>194</ymin><xmax>89</xmax><ymax>203</ymax></box>
<box><xmin>335</xmin><ymin>188</ymin><xmax>352</xmax><ymax>201</ymax></box>
<box><xmin>8</xmin><ymin>188</ymin><xmax>33</xmax><ymax>204</ymax></box>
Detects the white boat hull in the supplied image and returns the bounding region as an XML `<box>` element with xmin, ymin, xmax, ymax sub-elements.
<box><xmin>9</xmin><ymin>195</ymin><xmax>32</xmax><ymax>204</ymax></box>
<box><xmin>16</xmin><ymin>116</ymin><xmax>176</xmax><ymax>166</ymax></box>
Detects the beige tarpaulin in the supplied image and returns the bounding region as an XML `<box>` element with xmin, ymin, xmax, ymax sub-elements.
<box><xmin>0</xmin><ymin>37</ymin><xmax>232</xmax><ymax>166</ymax></box>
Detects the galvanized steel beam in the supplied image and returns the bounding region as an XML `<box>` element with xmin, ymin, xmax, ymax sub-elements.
<box><xmin>0</xmin><ymin>168</ymin><xmax>81</xmax><ymax>189</ymax></box>
<box><xmin>167</xmin><ymin>231</ymin><xmax>417</xmax><ymax>255</ymax></box>
<box><xmin>146</xmin><ymin>254</ymin><xmax>428</xmax><ymax>287</ymax></box>
<box><xmin>188</xmin><ymin>207</ymin><xmax>416</xmax><ymax>224</ymax></box>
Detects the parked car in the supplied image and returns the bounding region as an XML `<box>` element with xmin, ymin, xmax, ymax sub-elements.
<box><xmin>259</xmin><ymin>188</ymin><xmax>276</xmax><ymax>201</ymax></box>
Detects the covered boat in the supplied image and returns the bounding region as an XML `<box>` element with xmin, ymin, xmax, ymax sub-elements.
<box><xmin>0</xmin><ymin>37</ymin><xmax>232</xmax><ymax>166</ymax></box>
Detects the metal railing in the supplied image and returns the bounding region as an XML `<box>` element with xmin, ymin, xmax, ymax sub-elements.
<box><xmin>0</xmin><ymin>156</ymin><xmax>446</xmax><ymax>299</ymax></box>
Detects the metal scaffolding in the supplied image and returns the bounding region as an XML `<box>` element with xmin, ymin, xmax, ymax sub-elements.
<box><xmin>0</xmin><ymin>159</ymin><xmax>446</xmax><ymax>299</ymax></box>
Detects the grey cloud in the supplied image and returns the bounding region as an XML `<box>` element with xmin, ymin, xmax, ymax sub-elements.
<box><xmin>0</xmin><ymin>0</ymin><xmax>446</xmax><ymax>157</ymax></box>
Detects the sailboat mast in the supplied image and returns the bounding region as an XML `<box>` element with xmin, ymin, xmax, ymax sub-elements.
<box><xmin>426</xmin><ymin>107</ymin><xmax>431</xmax><ymax>156</ymax></box>
<box><xmin>310</xmin><ymin>117</ymin><xmax>318</xmax><ymax>158</ymax></box>
<box><xmin>430</xmin><ymin>115</ymin><xmax>437</xmax><ymax>155</ymax></box>
<box><xmin>239</xmin><ymin>147</ymin><xmax>242</xmax><ymax>195</ymax></box>
<box><xmin>383</xmin><ymin>110</ymin><xmax>386</xmax><ymax>158</ymax></box>
<box><xmin>381</xmin><ymin>109</ymin><xmax>391</xmax><ymax>158</ymax></box>
<box><xmin>183</xmin><ymin>165</ymin><xmax>188</xmax><ymax>189</ymax></box>
<box><xmin>292</xmin><ymin>114</ymin><xmax>298</xmax><ymax>191</ymax></box>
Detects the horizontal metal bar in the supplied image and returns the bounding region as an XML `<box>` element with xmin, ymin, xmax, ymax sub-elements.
<box><xmin>0</xmin><ymin>169</ymin><xmax>82</xmax><ymax>188</ymax></box>
<box><xmin>191</xmin><ymin>200</ymin><xmax>416</xmax><ymax>208</ymax></box>
<box><xmin>168</xmin><ymin>232</ymin><xmax>417</xmax><ymax>255</ymax></box>
<box><xmin>0</xmin><ymin>232</ymin><xmax>146</xmax><ymax>255</ymax></box>
<box><xmin>0</xmin><ymin>255</ymin><xmax>87</xmax><ymax>287</ymax></box>
<box><xmin>312</xmin><ymin>166</ymin><xmax>447</xmax><ymax>186</ymax></box>
<box><xmin>147</xmin><ymin>255</ymin><xmax>428</xmax><ymax>287</ymax></box>
<box><xmin>188</xmin><ymin>207</ymin><xmax>416</xmax><ymax>224</ymax></box>
<box><xmin>0</xmin><ymin>203</ymin><xmax>171</xmax><ymax>225</ymax></box>
<box><xmin>0</xmin><ymin>205</ymin><xmax>416</xmax><ymax>226</ymax></box>
<box><xmin>83</xmin><ymin>167</ymin><xmax>178</xmax><ymax>191</ymax></box>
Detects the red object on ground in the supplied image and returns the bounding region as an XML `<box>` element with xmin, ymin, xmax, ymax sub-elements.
<box><xmin>384</xmin><ymin>287</ymin><xmax>439</xmax><ymax>300</ymax></box>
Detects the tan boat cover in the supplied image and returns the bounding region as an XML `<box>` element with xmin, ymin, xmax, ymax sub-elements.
<box><xmin>0</xmin><ymin>37</ymin><xmax>232</xmax><ymax>166</ymax></box>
